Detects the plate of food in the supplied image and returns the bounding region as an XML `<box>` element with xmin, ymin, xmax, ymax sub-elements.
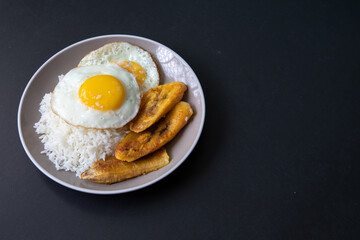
<box><xmin>18</xmin><ymin>35</ymin><xmax>205</xmax><ymax>194</ymax></box>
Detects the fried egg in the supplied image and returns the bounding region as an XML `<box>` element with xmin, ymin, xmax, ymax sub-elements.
<box><xmin>51</xmin><ymin>63</ymin><xmax>141</xmax><ymax>129</ymax></box>
<box><xmin>78</xmin><ymin>42</ymin><xmax>159</xmax><ymax>93</ymax></box>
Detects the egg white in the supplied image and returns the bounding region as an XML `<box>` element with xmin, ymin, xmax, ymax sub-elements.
<box><xmin>51</xmin><ymin>64</ymin><xmax>141</xmax><ymax>129</ymax></box>
<box><xmin>78</xmin><ymin>42</ymin><xmax>159</xmax><ymax>93</ymax></box>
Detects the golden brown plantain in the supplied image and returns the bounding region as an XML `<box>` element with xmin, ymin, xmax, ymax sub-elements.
<box><xmin>130</xmin><ymin>82</ymin><xmax>187</xmax><ymax>133</ymax></box>
<box><xmin>81</xmin><ymin>148</ymin><xmax>169</xmax><ymax>184</ymax></box>
<box><xmin>116</xmin><ymin>101</ymin><xmax>193</xmax><ymax>162</ymax></box>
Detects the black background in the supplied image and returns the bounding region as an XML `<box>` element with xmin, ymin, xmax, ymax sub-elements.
<box><xmin>1</xmin><ymin>1</ymin><xmax>359</xmax><ymax>239</ymax></box>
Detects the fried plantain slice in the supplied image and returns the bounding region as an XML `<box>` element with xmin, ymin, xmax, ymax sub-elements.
<box><xmin>81</xmin><ymin>148</ymin><xmax>169</xmax><ymax>184</ymax></box>
<box><xmin>130</xmin><ymin>82</ymin><xmax>187</xmax><ymax>133</ymax></box>
<box><xmin>116</xmin><ymin>101</ymin><xmax>193</xmax><ymax>162</ymax></box>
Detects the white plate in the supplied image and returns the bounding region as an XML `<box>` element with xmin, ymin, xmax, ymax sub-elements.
<box><xmin>18</xmin><ymin>35</ymin><xmax>205</xmax><ymax>194</ymax></box>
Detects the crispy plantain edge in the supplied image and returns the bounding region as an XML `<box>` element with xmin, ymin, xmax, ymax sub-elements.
<box><xmin>115</xmin><ymin>101</ymin><xmax>193</xmax><ymax>162</ymax></box>
<box><xmin>130</xmin><ymin>82</ymin><xmax>187</xmax><ymax>133</ymax></box>
<box><xmin>81</xmin><ymin>148</ymin><xmax>169</xmax><ymax>184</ymax></box>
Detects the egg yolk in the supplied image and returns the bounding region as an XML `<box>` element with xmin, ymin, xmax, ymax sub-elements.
<box><xmin>79</xmin><ymin>75</ymin><xmax>125</xmax><ymax>111</ymax></box>
<box><xmin>117</xmin><ymin>61</ymin><xmax>146</xmax><ymax>85</ymax></box>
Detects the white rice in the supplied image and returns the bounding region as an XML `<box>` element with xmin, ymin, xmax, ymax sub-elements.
<box><xmin>34</xmin><ymin>93</ymin><xmax>128</xmax><ymax>177</ymax></box>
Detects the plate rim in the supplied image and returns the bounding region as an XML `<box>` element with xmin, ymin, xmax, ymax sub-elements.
<box><xmin>17</xmin><ymin>34</ymin><xmax>206</xmax><ymax>194</ymax></box>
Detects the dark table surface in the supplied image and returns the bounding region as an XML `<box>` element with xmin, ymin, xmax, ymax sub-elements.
<box><xmin>1</xmin><ymin>1</ymin><xmax>359</xmax><ymax>239</ymax></box>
